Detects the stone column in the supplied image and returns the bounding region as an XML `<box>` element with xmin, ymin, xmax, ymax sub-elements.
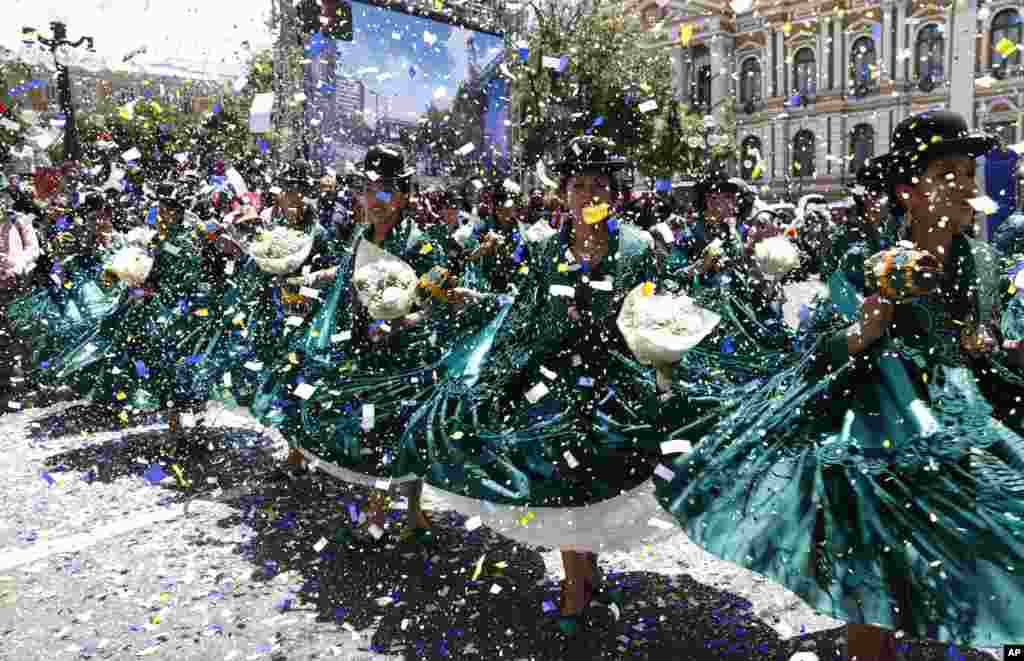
<box><xmin>895</xmin><ymin>1</ymin><xmax>907</xmax><ymax>82</ymax></box>
<box><xmin>880</xmin><ymin>2</ymin><xmax>892</xmax><ymax>86</ymax></box>
<box><xmin>766</xmin><ymin>27</ymin><xmax>776</xmax><ymax>98</ymax></box>
<box><xmin>948</xmin><ymin>0</ymin><xmax>978</xmax><ymax>126</ymax></box>
<box><xmin>711</xmin><ymin>32</ymin><xmax>734</xmax><ymax>124</ymax></box>
<box><xmin>818</xmin><ymin>17</ymin><xmax>830</xmax><ymax>92</ymax></box>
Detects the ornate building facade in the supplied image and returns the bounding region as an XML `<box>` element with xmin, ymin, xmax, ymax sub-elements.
<box><xmin>627</xmin><ymin>0</ymin><xmax>1024</xmax><ymax>209</ymax></box>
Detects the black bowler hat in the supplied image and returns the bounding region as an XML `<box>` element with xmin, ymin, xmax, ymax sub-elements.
<box><xmin>553</xmin><ymin>136</ymin><xmax>630</xmax><ymax>177</ymax></box>
<box><xmin>874</xmin><ymin>111</ymin><xmax>998</xmax><ymax>179</ymax></box>
<box><xmin>276</xmin><ymin>160</ymin><xmax>316</xmax><ymax>190</ymax></box>
<box><xmin>358</xmin><ymin>143</ymin><xmax>416</xmax><ymax>182</ymax></box>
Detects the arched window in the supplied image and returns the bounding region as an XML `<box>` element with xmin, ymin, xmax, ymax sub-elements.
<box><xmin>740</xmin><ymin>136</ymin><xmax>763</xmax><ymax>180</ymax></box>
<box><xmin>851</xmin><ymin>36</ymin><xmax>876</xmax><ymax>89</ymax></box>
<box><xmin>792</xmin><ymin>130</ymin><xmax>815</xmax><ymax>178</ymax></box>
<box><xmin>991</xmin><ymin>9</ymin><xmax>1023</xmax><ymax>71</ymax></box>
<box><xmin>849</xmin><ymin>124</ymin><xmax>875</xmax><ymax>174</ymax></box>
<box><xmin>916</xmin><ymin>24</ymin><xmax>944</xmax><ymax>82</ymax></box>
<box><xmin>740</xmin><ymin>58</ymin><xmax>762</xmax><ymax>105</ymax></box>
<box><xmin>793</xmin><ymin>47</ymin><xmax>816</xmax><ymax>96</ymax></box>
<box><xmin>689</xmin><ymin>45</ymin><xmax>712</xmax><ymax>109</ymax></box>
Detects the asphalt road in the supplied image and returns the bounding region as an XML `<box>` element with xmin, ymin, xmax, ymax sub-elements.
<box><xmin>0</xmin><ymin>278</ymin><xmax>1005</xmax><ymax>661</ymax></box>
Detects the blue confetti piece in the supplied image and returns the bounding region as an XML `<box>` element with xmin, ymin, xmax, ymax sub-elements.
<box><xmin>409</xmin><ymin>66</ymin><xmax>417</xmax><ymax>78</ymax></box>
<box><xmin>607</xmin><ymin>216</ymin><xmax>620</xmax><ymax>234</ymax></box>
<box><xmin>558</xmin><ymin>56</ymin><xmax>570</xmax><ymax>72</ymax></box>
<box><xmin>147</xmin><ymin>207</ymin><xmax>158</xmax><ymax>226</ymax></box>
<box><xmin>143</xmin><ymin>464</ymin><xmax>168</xmax><ymax>485</ymax></box>
<box><xmin>593</xmin><ymin>116</ymin><xmax>605</xmax><ymax>127</ymax></box>
<box><xmin>577</xmin><ymin>376</ymin><xmax>595</xmax><ymax>388</ymax></box>
<box><xmin>205</xmin><ymin>222</ymin><xmax>219</xmax><ymax>233</ymax></box>
<box><xmin>40</xmin><ymin>472</ymin><xmax>55</xmax><ymax>487</ymax></box>
<box><xmin>186</xmin><ymin>355</ymin><xmax>201</xmax><ymax>366</ymax></box>
<box><xmin>135</xmin><ymin>360</ymin><xmax>150</xmax><ymax>379</ymax></box>
<box><xmin>721</xmin><ymin>336</ymin><xmax>735</xmax><ymax>354</ymax></box>
<box><xmin>518</xmin><ymin>48</ymin><xmax>529</xmax><ymax>61</ymax></box>
<box><xmin>257</xmin><ymin>138</ymin><xmax>269</xmax><ymax>153</ymax></box>
<box><xmin>375</xmin><ymin>191</ymin><xmax>392</xmax><ymax>203</ymax></box>
<box><xmin>798</xmin><ymin>304</ymin><xmax>811</xmax><ymax>324</ymax></box>
<box><xmin>348</xmin><ymin>503</ymin><xmax>359</xmax><ymax>523</ymax></box>
<box><xmin>54</xmin><ymin>216</ymin><xmax>70</xmax><ymax>231</ymax></box>
<box><xmin>655</xmin><ymin>178</ymin><xmax>672</xmax><ymax>193</ymax></box>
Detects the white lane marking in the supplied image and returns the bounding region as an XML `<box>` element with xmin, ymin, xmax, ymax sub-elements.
<box><xmin>0</xmin><ymin>505</ymin><xmax>185</xmax><ymax>572</ymax></box>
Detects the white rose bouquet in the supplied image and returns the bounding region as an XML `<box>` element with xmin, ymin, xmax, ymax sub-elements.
<box><xmin>247</xmin><ymin>226</ymin><xmax>314</xmax><ymax>275</ymax></box>
<box><xmin>523</xmin><ymin>218</ymin><xmax>557</xmax><ymax>244</ymax></box>
<box><xmin>352</xmin><ymin>259</ymin><xmax>420</xmax><ymax>320</ymax></box>
<box><xmin>105</xmin><ymin>245</ymin><xmax>154</xmax><ymax>287</ymax></box>
<box><xmin>617</xmin><ymin>283</ymin><xmax>722</xmax><ymax>391</ymax></box>
<box><xmin>752</xmin><ymin>235</ymin><xmax>800</xmax><ymax>280</ymax></box>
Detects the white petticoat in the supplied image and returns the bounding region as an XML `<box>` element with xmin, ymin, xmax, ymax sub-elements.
<box><xmin>422</xmin><ymin>480</ymin><xmax>680</xmax><ymax>553</ymax></box>
<box><xmin>205</xmin><ymin>404</ymin><xmax>679</xmax><ymax>553</ymax></box>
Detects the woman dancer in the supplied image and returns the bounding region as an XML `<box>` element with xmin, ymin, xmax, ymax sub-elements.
<box><xmin>656</xmin><ymin>111</ymin><xmax>1024</xmax><ymax>658</ymax></box>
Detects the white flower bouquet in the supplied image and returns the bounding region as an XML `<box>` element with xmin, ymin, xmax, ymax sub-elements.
<box><xmin>105</xmin><ymin>245</ymin><xmax>154</xmax><ymax>287</ymax></box>
<box><xmin>352</xmin><ymin>259</ymin><xmax>420</xmax><ymax>320</ymax></box>
<box><xmin>247</xmin><ymin>226</ymin><xmax>314</xmax><ymax>275</ymax></box>
<box><xmin>752</xmin><ymin>235</ymin><xmax>801</xmax><ymax>280</ymax></box>
<box><xmin>618</xmin><ymin>283</ymin><xmax>722</xmax><ymax>391</ymax></box>
<box><xmin>522</xmin><ymin>218</ymin><xmax>557</xmax><ymax>244</ymax></box>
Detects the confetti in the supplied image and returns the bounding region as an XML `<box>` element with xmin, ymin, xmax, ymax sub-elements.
<box><xmin>294</xmin><ymin>383</ymin><xmax>317</xmax><ymax>400</ymax></box>
<box><xmin>525</xmin><ymin>382</ymin><xmax>550</xmax><ymax>403</ymax></box>
<box><xmin>638</xmin><ymin>99</ymin><xmax>658</xmax><ymax>113</ymax></box>
<box><xmin>456</xmin><ymin>142</ymin><xmax>475</xmax><ymax>156</ymax></box>
<box><xmin>660</xmin><ymin>439</ymin><xmax>693</xmax><ymax>454</ymax></box>
<box><xmin>465</xmin><ymin>516</ymin><xmax>482</xmax><ymax>531</ymax></box>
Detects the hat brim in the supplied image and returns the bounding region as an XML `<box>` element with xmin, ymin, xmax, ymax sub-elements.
<box><xmin>552</xmin><ymin>160</ymin><xmax>630</xmax><ymax>176</ymax></box>
<box><xmin>354</xmin><ymin>166</ymin><xmax>416</xmax><ymax>181</ymax></box>
<box><xmin>876</xmin><ymin>135</ymin><xmax>999</xmax><ymax>178</ymax></box>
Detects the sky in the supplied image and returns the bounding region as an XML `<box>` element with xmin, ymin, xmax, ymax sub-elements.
<box><xmin>3</xmin><ymin>0</ymin><xmax>274</xmax><ymax>78</ymax></box>
<box><xmin>337</xmin><ymin>1</ymin><xmax>504</xmax><ymax>123</ymax></box>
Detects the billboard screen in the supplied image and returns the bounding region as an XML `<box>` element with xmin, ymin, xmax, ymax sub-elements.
<box><xmin>311</xmin><ymin>0</ymin><xmax>509</xmax><ymax>184</ymax></box>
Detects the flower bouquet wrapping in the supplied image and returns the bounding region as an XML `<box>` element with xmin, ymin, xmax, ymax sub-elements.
<box><xmin>353</xmin><ymin>259</ymin><xmax>420</xmax><ymax>320</ymax></box>
<box><xmin>248</xmin><ymin>226</ymin><xmax>314</xmax><ymax>275</ymax></box>
<box><xmin>104</xmin><ymin>245</ymin><xmax>154</xmax><ymax>287</ymax></box>
<box><xmin>617</xmin><ymin>282</ymin><xmax>722</xmax><ymax>391</ymax></box>
<box><xmin>752</xmin><ymin>235</ymin><xmax>801</xmax><ymax>280</ymax></box>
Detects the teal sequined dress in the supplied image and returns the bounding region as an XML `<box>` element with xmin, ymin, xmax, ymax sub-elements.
<box><xmin>251</xmin><ymin>217</ymin><xmax>508</xmax><ymax>485</ymax></box>
<box><xmin>656</xmin><ymin>234</ymin><xmax>1024</xmax><ymax>646</ymax></box>
<box><xmin>40</xmin><ymin>214</ymin><xmax>209</xmax><ymax>416</ymax></box>
<box><xmin>661</xmin><ymin>226</ymin><xmax>796</xmax><ymax>438</ymax></box>
<box><xmin>404</xmin><ymin>223</ymin><xmax>673</xmax><ymax>509</ymax></box>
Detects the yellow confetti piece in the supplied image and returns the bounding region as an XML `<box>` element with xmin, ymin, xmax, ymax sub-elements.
<box><xmin>288</xmin><ymin>352</ymin><xmax>299</xmax><ymax>365</ymax></box>
<box><xmin>883</xmin><ymin>438</ymin><xmax>892</xmax><ymax>448</ymax></box>
<box><xmin>930</xmin><ymin>135</ymin><xmax>943</xmax><ymax>144</ymax></box>
<box><xmin>420</xmin><ymin>242</ymin><xmax>434</xmax><ymax>254</ymax></box>
<box><xmin>451</xmin><ymin>431</ymin><xmax>465</xmax><ymax>440</ymax></box>
<box><xmin>159</xmin><ymin>592</ymin><xmax>171</xmax><ymax>604</ymax></box>
<box><xmin>170</xmin><ymin>464</ymin><xmax>192</xmax><ymax>488</ymax></box>
<box><xmin>582</xmin><ymin>203</ymin><xmax>610</xmax><ymax>225</ymax></box>
<box><xmin>557</xmin><ymin>263</ymin><xmax>569</xmax><ymax>273</ymax></box>
<box><xmin>996</xmin><ymin>36</ymin><xmax>1018</xmax><ymax>58</ymax></box>
<box><xmin>679</xmin><ymin>24</ymin><xmax>694</xmax><ymax>47</ymax></box>
<box><xmin>1011</xmin><ymin>285</ymin><xmax>1017</xmax><ymax>295</ymax></box>
<box><xmin>518</xmin><ymin>265</ymin><xmax>529</xmax><ymax>274</ymax></box>
<box><xmin>782</xmin><ymin>22</ymin><xmax>793</xmax><ymax>35</ymax></box>
<box><xmin>118</xmin><ymin>411</ymin><xmax>129</xmax><ymax>424</ymax></box>
<box><xmin>922</xmin><ymin>373</ymin><xmax>928</xmax><ymax>384</ymax></box>
<box><xmin>193</xmin><ymin>308</ymin><xmax>209</xmax><ymax>317</ymax></box>
<box><xmin>116</xmin><ymin>391</ymin><xmax>127</xmax><ymax>401</ymax></box>
<box><xmin>471</xmin><ymin>554</ymin><xmax>486</xmax><ymax>581</ymax></box>
<box><xmin>518</xmin><ymin>511</ymin><xmax>535</xmax><ymax>526</ymax></box>
<box><xmin>150</xmin><ymin>615</ymin><xmax>161</xmax><ymax>625</ymax></box>
<box><xmin>494</xmin><ymin>561</ymin><xmax>508</xmax><ymax>569</ymax></box>
<box><xmin>641</xmin><ymin>282</ymin><xmax>655</xmax><ymax>297</ymax></box>
<box><xmin>751</xmin><ymin>162</ymin><xmax>763</xmax><ymax>179</ymax></box>
<box><xmin>232</xmin><ymin>313</ymin><xmax>246</xmax><ymax>327</ymax></box>
<box><xmin>64</xmin><ymin>281</ymin><xmax>73</xmax><ymax>289</ymax></box>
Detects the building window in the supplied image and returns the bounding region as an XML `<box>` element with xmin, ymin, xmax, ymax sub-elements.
<box><xmin>850</xmin><ymin>36</ymin><xmax>876</xmax><ymax>90</ymax></box>
<box><xmin>740</xmin><ymin>136</ymin><xmax>762</xmax><ymax>181</ymax></box>
<box><xmin>793</xmin><ymin>47</ymin><xmax>816</xmax><ymax>96</ymax></box>
<box><xmin>739</xmin><ymin>58</ymin><xmax>762</xmax><ymax>105</ymax></box>
<box><xmin>915</xmin><ymin>24</ymin><xmax>944</xmax><ymax>82</ymax></box>
<box><xmin>849</xmin><ymin>123</ymin><xmax>875</xmax><ymax>174</ymax></box>
<box><xmin>792</xmin><ymin>129</ymin><xmax>815</xmax><ymax>178</ymax></box>
<box><xmin>689</xmin><ymin>45</ymin><xmax>711</xmax><ymax>109</ymax></box>
<box><xmin>991</xmin><ymin>9</ymin><xmax>1023</xmax><ymax>72</ymax></box>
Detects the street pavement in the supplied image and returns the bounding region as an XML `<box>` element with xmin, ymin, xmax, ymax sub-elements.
<box><xmin>0</xmin><ymin>278</ymin><xmax>1005</xmax><ymax>661</ymax></box>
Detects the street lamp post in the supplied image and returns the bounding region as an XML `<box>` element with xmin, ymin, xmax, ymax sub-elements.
<box><xmin>27</xmin><ymin>21</ymin><xmax>94</xmax><ymax>163</ymax></box>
